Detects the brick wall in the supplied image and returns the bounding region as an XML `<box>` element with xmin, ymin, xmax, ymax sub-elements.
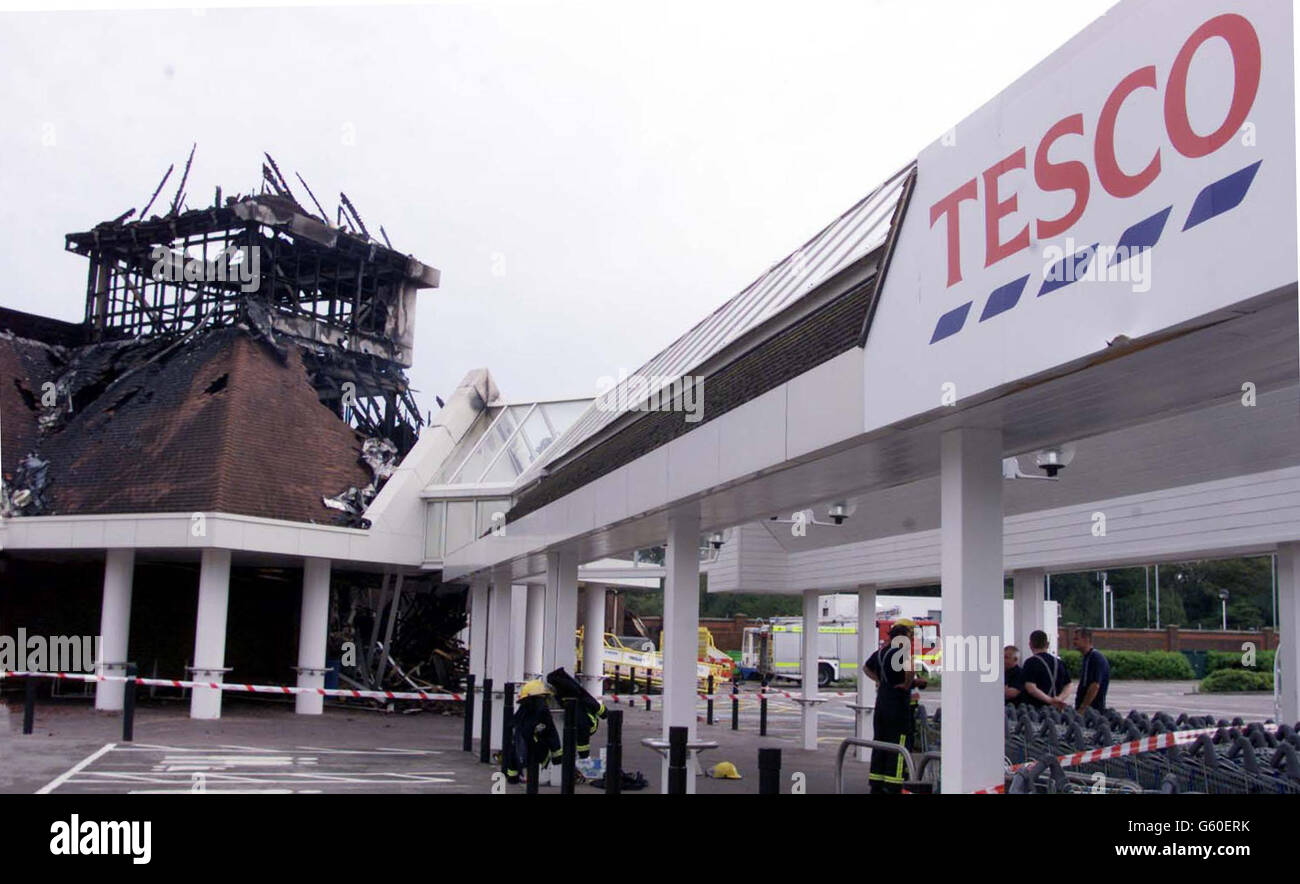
<box><xmin>1058</xmin><ymin>624</ymin><xmax>1277</xmax><ymax>652</ymax></box>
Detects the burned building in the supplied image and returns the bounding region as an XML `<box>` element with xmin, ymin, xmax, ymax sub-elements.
<box><xmin>0</xmin><ymin>155</ymin><xmax>473</xmax><ymax>711</ymax></box>
<box><xmin>65</xmin><ymin>154</ymin><xmax>439</xmax><ymax>456</ymax></box>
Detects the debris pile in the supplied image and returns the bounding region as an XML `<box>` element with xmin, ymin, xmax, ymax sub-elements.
<box><xmin>333</xmin><ymin>575</ymin><xmax>468</xmax><ymax>706</ymax></box>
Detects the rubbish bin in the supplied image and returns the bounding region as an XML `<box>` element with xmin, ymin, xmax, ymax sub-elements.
<box><xmin>1180</xmin><ymin>650</ymin><xmax>1208</xmax><ymax>679</ymax></box>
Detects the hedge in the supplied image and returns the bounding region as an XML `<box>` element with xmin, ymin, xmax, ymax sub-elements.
<box><xmin>1205</xmin><ymin>649</ymin><xmax>1275</xmax><ymax>674</ymax></box>
<box><xmin>1059</xmin><ymin>649</ymin><xmax>1194</xmax><ymax>680</ymax></box>
<box><xmin>1201</xmin><ymin>669</ymin><xmax>1274</xmax><ymax>692</ymax></box>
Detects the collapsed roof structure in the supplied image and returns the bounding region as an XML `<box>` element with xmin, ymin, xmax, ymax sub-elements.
<box><xmin>3</xmin><ymin>150</ymin><xmax>440</xmax><ymax>526</ymax></box>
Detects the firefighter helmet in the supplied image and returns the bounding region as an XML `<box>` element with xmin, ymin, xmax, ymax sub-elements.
<box><xmin>518</xmin><ymin>679</ymin><xmax>550</xmax><ymax>700</ymax></box>
<box><xmin>711</xmin><ymin>761</ymin><xmax>742</xmax><ymax>780</ymax></box>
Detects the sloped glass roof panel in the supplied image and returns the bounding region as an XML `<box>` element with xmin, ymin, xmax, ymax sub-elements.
<box><xmin>517</xmin><ymin>162</ymin><xmax>914</xmax><ymax>486</ymax></box>
<box><xmin>431</xmin><ymin>398</ymin><xmax>594</xmax><ymax>486</ymax></box>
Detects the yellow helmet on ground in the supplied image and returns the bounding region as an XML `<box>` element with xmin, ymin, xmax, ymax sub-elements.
<box><xmin>518</xmin><ymin>679</ymin><xmax>550</xmax><ymax>700</ymax></box>
<box><xmin>711</xmin><ymin>761</ymin><xmax>742</xmax><ymax>780</ymax></box>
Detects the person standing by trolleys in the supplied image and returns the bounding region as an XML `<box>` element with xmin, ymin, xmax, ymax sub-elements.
<box><xmin>868</xmin><ymin>619</ymin><xmax>927</xmax><ymax>794</ymax></box>
<box><xmin>1021</xmin><ymin>629</ymin><xmax>1072</xmax><ymax>709</ymax></box>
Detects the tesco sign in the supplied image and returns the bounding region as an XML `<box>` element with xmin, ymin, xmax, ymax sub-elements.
<box><xmin>864</xmin><ymin>0</ymin><xmax>1295</xmax><ymax>433</ymax></box>
<box><xmin>930</xmin><ymin>12</ymin><xmax>1259</xmax><ymax>290</ymax></box>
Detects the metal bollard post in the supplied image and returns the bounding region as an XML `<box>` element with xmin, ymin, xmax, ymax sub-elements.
<box><xmin>500</xmin><ymin>682</ymin><xmax>515</xmax><ymax>778</ymax></box>
<box><xmin>645</xmin><ymin>671</ymin><xmax>652</xmax><ymax>712</ymax></box>
<box><xmin>526</xmin><ymin>749</ymin><xmax>539</xmax><ymax>795</ymax></box>
<box><xmin>122</xmin><ymin>664</ymin><xmax>138</xmax><ymax>742</ymax></box>
<box><xmin>760</xmin><ymin>692</ymin><xmax>768</xmax><ymax>736</ymax></box>
<box><xmin>668</xmin><ymin>726</ymin><xmax>688</xmax><ymax>795</ymax></box>
<box><xmin>561</xmin><ymin>698</ymin><xmax>577</xmax><ymax>795</ymax></box>
<box><xmin>707</xmin><ymin>675</ymin><xmax>715</xmax><ymax>725</ymax></box>
<box><xmin>605</xmin><ymin>709</ymin><xmax>623</xmax><ymax>795</ymax></box>
<box><xmin>22</xmin><ymin>676</ymin><xmax>36</xmax><ymax>735</ymax></box>
<box><xmin>758</xmin><ymin>747</ymin><xmax>781</xmax><ymax>795</ymax></box>
<box><xmin>462</xmin><ymin>674</ymin><xmax>476</xmax><ymax>752</ymax></box>
<box><xmin>731</xmin><ymin>681</ymin><xmax>739</xmax><ymax>731</ymax></box>
<box><xmin>479</xmin><ymin>678</ymin><xmax>493</xmax><ymax>764</ymax></box>
<box><xmin>614</xmin><ymin>665</ymin><xmax>621</xmax><ymax>694</ymax></box>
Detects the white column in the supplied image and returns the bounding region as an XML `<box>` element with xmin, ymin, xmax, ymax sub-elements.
<box><xmin>190</xmin><ymin>548</ymin><xmax>232</xmax><ymax>720</ymax></box>
<box><xmin>855</xmin><ymin>584</ymin><xmax>877</xmax><ymax>762</ymax></box>
<box><xmin>939</xmin><ymin>427</ymin><xmax>1004</xmax><ymax>793</ymax></box>
<box><xmin>662</xmin><ymin>506</ymin><xmax>701</xmax><ymax>793</ymax></box>
<box><xmin>486</xmin><ymin>572</ymin><xmax>513</xmax><ymax>751</ymax></box>
<box><xmin>801</xmin><ymin>589</ymin><xmax>820</xmax><ymax>751</ymax></box>
<box><xmin>1012</xmin><ymin>569</ymin><xmax>1046</xmax><ymax>654</ymax></box>
<box><xmin>94</xmin><ymin>549</ymin><xmax>135</xmax><ymax>711</ymax></box>
<box><xmin>1277</xmin><ymin>543</ymin><xmax>1300</xmax><ymax>725</ymax></box>
<box><xmin>581</xmin><ymin>584</ymin><xmax>607</xmax><ymax>699</ymax></box>
<box><xmin>548</xmin><ymin>550</ymin><xmax>579</xmax><ymax>675</ymax></box>
<box><xmin>509</xmin><ymin>584</ymin><xmax>527</xmax><ymax>683</ymax></box>
<box><xmin>468</xmin><ymin>580</ymin><xmax>489</xmax><ymax>682</ymax></box>
<box><xmin>295</xmin><ymin>558</ymin><xmax>331</xmax><ymax>715</ymax></box>
<box><xmin>524</xmin><ymin>584</ymin><xmax>545</xmax><ymax>679</ymax></box>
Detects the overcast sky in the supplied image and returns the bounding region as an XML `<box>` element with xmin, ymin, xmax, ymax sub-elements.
<box><xmin>0</xmin><ymin>0</ymin><xmax>1114</xmax><ymax>409</ymax></box>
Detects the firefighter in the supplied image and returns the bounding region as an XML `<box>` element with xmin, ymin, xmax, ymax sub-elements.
<box><xmin>546</xmin><ymin>666</ymin><xmax>608</xmax><ymax>774</ymax></box>
<box><xmin>505</xmin><ymin>679</ymin><xmax>561</xmax><ymax>784</ymax></box>
<box><xmin>869</xmin><ymin>619</ymin><xmax>924</xmax><ymax>794</ymax></box>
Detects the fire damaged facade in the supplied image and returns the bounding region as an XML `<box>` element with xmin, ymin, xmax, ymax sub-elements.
<box><xmin>0</xmin><ymin>155</ymin><xmax>651</xmax><ymax>719</ymax></box>
<box><xmin>0</xmin><ymin>156</ymin><xmax>474</xmax><ymax>715</ymax></box>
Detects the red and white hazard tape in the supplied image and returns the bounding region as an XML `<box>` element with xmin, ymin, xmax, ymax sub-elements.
<box><xmin>972</xmin><ymin>722</ymin><xmax>1280</xmax><ymax>793</ymax></box>
<box><xmin>600</xmin><ymin>690</ymin><xmax>861</xmax><ymax>703</ymax></box>
<box><xmin>0</xmin><ymin>670</ymin><xmax>464</xmax><ymax>703</ymax></box>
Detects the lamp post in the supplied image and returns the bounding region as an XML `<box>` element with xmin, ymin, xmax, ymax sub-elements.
<box><xmin>1219</xmin><ymin>588</ymin><xmax>1229</xmax><ymax>631</ymax></box>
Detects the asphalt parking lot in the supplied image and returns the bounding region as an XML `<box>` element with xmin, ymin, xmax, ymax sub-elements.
<box><xmin>0</xmin><ymin>681</ymin><xmax>1278</xmax><ymax>795</ymax></box>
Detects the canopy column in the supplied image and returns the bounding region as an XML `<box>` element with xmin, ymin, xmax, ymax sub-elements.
<box><xmin>939</xmin><ymin>427</ymin><xmax>1004</xmax><ymax>793</ymax></box>
<box><xmin>661</xmin><ymin>505</ymin><xmax>701</xmax><ymax>793</ymax></box>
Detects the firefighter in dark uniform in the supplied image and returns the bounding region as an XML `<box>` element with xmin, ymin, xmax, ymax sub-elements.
<box><xmin>546</xmin><ymin>666</ymin><xmax>607</xmax><ymax>760</ymax></box>
<box><xmin>505</xmin><ymin>679</ymin><xmax>562</xmax><ymax>784</ymax></box>
<box><xmin>869</xmin><ymin>619</ymin><xmax>926</xmax><ymax>794</ymax></box>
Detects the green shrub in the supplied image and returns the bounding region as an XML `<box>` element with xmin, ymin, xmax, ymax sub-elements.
<box><xmin>1205</xmin><ymin>649</ymin><xmax>1275</xmax><ymax>673</ymax></box>
<box><xmin>1050</xmin><ymin>649</ymin><xmax>1193</xmax><ymax>680</ymax></box>
<box><xmin>1201</xmin><ymin>669</ymin><xmax>1274</xmax><ymax>692</ymax></box>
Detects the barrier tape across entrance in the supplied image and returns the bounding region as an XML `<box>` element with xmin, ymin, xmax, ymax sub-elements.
<box><xmin>0</xmin><ymin>670</ymin><xmax>466</xmax><ymax>703</ymax></box>
<box><xmin>2</xmin><ymin>670</ymin><xmax>854</xmax><ymax>705</ymax></box>
<box><xmin>972</xmin><ymin>722</ymin><xmax>1281</xmax><ymax>794</ymax></box>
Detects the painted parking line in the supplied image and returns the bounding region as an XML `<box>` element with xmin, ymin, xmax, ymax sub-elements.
<box><xmin>36</xmin><ymin>742</ymin><xmax>116</xmax><ymax>795</ymax></box>
<box><xmin>39</xmin><ymin>743</ymin><xmax>462</xmax><ymax>795</ymax></box>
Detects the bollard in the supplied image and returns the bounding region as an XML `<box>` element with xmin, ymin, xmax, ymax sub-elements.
<box><xmin>760</xmin><ymin>692</ymin><xmax>768</xmax><ymax>736</ymax></box>
<box><xmin>462</xmin><ymin>674</ymin><xmax>476</xmax><ymax>752</ymax></box>
<box><xmin>605</xmin><ymin>709</ymin><xmax>623</xmax><ymax>796</ymax></box>
<box><xmin>22</xmin><ymin>675</ymin><xmax>36</xmax><ymax>735</ymax></box>
<box><xmin>500</xmin><ymin>682</ymin><xmax>515</xmax><ymax>779</ymax></box>
<box><xmin>645</xmin><ymin>671</ymin><xmax>652</xmax><ymax>712</ymax></box>
<box><xmin>479</xmin><ymin>678</ymin><xmax>494</xmax><ymax>764</ymax></box>
<box><xmin>122</xmin><ymin>664</ymin><xmax>138</xmax><ymax>743</ymax></box>
<box><xmin>731</xmin><ymin>681</ymin><xmax>739</xmax><ymax>731</ymax></box>
<box><xmin>614</xmin><ymin>665</ymin><xmax>621</xmax><ymax>694</ymax></box>
<box><xmin>758</xmin><ymin>747</ymin><xmax>781</xmax><ymax>795</ymax></box>
<box><xmin>561</xmin><ymin>698</ymin><xmax>577</xmax><ymax>795</ymax></box>
<box><xmin>526</xmin><ymin>748</ymin><xmax>539</xmax><ymax>795</ymax></box>
<box><xmin>707</xmin><ymin>675</ymin><xmax>715</xmax><ymax>725</ymax></box>
<box><xmin>667</xmin><ymin>726</ymin><xmax>688</xmax><ymax>795</ymax></box>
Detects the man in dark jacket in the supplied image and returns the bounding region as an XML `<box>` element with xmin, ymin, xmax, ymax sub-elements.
<box><xmin>869</xmin><ymin>621</ymin><xmax>926</xmax><ymax>793</ymax></box>
<box><xmin>546</xmin><ymin>667</ymin><xmax>607</xmax><ymax>759</ymax></box>
<box><xmin>506</xmin><ymin>679</ymin><xmax>561</xmax><ymax>784</ymax></box>
<box><xmin>1073</xmin><ymin>628</ymin><xmax>1110</xmax><ymax>711</ymax></box>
